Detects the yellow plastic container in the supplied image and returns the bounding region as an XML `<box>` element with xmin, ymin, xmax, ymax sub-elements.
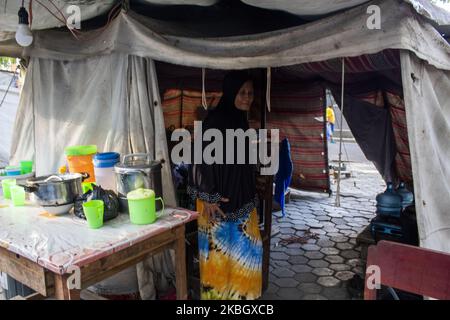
<box><xmin>65</xmin><ymin>145</ymin><xmax>97</xmax><ymax>183</ymax></box>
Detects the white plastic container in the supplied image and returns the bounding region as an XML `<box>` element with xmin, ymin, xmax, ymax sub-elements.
<box><xmin>93</xmin><ymin>152</ymin><xmax>120</xmax><ymax>192</ymax></box>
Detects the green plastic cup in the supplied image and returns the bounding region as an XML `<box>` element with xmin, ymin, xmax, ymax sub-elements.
<box><xmin>10</xmin><ymin>185</ymin><xmax>26</xmax><ymax>206</ymax></box>
<box><xmin>82</xmin><ymin>200</ymin><xmax>104</xmax><ymax>229</ymax></box>
<box><xmin>20</xmin><ymin>161</ymin><xmax>33</xmax><ymax>174</ymax></box>
<box><xmin>1</xmin><ymin>179</ymin><xmax>17</xmax><ymax>199</ymax></box>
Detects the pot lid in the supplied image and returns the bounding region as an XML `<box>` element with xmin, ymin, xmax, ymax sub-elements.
<box><xmin>94</xmin><ymin>152</ymin><xmax>120</xmax><ymax>161</ymax></box>
<box><xmin>114</xmin><ymin>154</ymin><xmax>162</xmax><ymax>172</ymax></box>
<box><xmin>127</xmin><ymin>188</ymin><xmax>155</xmax><ymax>200</ymax></box>
<box><xmin>28</xmin><ymin>173</ymin><xmax>83</xmax><ymax>184</ymax></box>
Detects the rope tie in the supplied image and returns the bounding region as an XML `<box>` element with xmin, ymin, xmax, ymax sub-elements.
<box><xmin>201</xmin><ymin>68</ymin><xmax>208</xmax><ymax>110</ymax></box>
<box><xmin>335</xmin><ymin>58</ymin><xmax>346</xmax><ymax>207</ymax></box>
<box><xmin>266</xmin><ymin>67</ymin><xmax>271</xmax><ymax>112</ymax></box>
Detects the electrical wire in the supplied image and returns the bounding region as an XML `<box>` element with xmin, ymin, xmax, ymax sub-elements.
<box><xmin>31</xmin><ymin>0</ymin><xmax>123</xmax><ymax>42</ymax></box>
<box><xmin>29</xmin><ymin>0</ymin><xmax>33</xmax><ymax>28</ymax></box>
<box><xmin>33</xmin><ymin>0</ymin><xmax>80</xmax><ymax>40</ymax></box>
<box><xmin>33</xmin><ymin>0</ymin><xmax>65</xmax><ymax>24</ymax></box>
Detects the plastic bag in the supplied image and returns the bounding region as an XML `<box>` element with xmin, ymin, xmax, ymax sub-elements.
<box><xmin>74</xmin><ymin>184</ymin><xmax>120</xmax><ymax>221</ymax></box>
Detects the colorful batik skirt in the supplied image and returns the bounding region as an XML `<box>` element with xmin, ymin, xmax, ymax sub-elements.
<box><xmin>196</xmin><ymin>200</ymin><xmax>263</xmax><ymax>300</ymax></box>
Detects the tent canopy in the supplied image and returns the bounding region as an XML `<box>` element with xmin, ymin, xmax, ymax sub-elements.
<box><xmin>1</xmin><ymin>0</ymin><xmax>449</xmax><ymax>30</ymax></box>
<box><xmin>2</xmin><ymin>0</ymin><xmax>445</xmax><ymax>73</ymax></box>
<box><xmin>1</xmin><ymin>0</ymin><xmax>450</xmax><ymax>58</ymax></box>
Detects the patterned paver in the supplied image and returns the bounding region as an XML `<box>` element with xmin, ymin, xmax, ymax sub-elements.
<box><xmin>262</xmin><ymin>161</ymin><xmax>385</xmax><ymax>300</ymax></box>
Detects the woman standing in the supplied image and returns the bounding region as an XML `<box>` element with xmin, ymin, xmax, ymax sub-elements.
<box><xmin>188</xmin><ymin>71</ymin><xmax>262</xmax><ymax>300</ymax></box>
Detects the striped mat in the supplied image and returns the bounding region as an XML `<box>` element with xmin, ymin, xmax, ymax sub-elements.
<box><xmin>386</xmin><ymin>91</ymin><xmax>413</xmax><ymax>186</ymax></box>
<box><xmin>162</xmin><ymin>85</ymin><xmax>330</xmax><ymax>194</ymax></box>
<box><xmin>267</xmin><ymin>82</ymin><xmax>330</xmax><ymax>193</ymax></box>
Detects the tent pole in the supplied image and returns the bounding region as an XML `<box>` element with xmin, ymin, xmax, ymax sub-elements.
<box><xmin>335</xmin><ymin>58</ymin><xmax>346</xmax><ymax>207</ymax></box>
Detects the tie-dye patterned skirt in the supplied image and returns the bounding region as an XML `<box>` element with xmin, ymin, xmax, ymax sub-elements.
<box><xmin>196</xmin><ymin>200</ymin><xmax>263</xmax><ymax>300</ymax></box>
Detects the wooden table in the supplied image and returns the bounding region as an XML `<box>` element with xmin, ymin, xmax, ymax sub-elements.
<box><xmin>0</xmin><ymin>200</ymin><xmax>198</xmax><ymax>300</ymax></box>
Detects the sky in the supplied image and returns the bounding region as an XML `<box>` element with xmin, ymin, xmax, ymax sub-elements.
<box><xmin>435</xmin><ymin>2</ymin><xmax>450</xmax><ymax>11</ymax></box>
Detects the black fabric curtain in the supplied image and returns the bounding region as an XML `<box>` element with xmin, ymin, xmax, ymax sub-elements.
<box><xmin>331</xmin><ymin>90</ymin><xmax>397</xmax><ymax>182</ymax></box>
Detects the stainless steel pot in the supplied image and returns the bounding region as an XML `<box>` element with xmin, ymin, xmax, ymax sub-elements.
<box><xmin>114</xmin><ymin>154</ymin><xmax>163</xmax><ymax>212</ymax></box>
<box><xmin>22</xmin><ymin>173</ymin><xmax>88</xmax><ymax>207</ymax></box>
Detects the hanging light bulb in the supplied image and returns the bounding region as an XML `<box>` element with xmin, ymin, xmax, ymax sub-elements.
<box><xmin>15</xmin><ymin>6</ymin><xmax>33</xmax><ymax>47</ymax></box>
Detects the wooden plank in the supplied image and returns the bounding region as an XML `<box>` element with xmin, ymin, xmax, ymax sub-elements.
<box><xmin>364</xmin><ymin>245</ymin><xmax>378</xmax><ymax>300</ymax></box>
<box><xmin>257</xmin><ymin>174</ymin><xmax>273</xmax><ymax>293</ymax></box>
<box><xmin>365</xmin><ymin>240</ymin><xmax>450</xmax><ymax>300</ymax></box>
<box><xmin>173</xmin><ymin>225</ymin><xmax>187</xmax><ymax>300</ymax></box>
<box><xmin>0</xmin><ymin>246</ymin><xmax>54</xmax><ymax>296</ymax></box>
<box><xmin>80</xmin><ymin>289</ymin><xmax>108</xmax><ymax>300</ymax></box>
<box><xmin>79</xmin><ymin>226</ymin><xmax>181</xmax><ymax>289</ymax></box>
<box><xmin>54</xmin><ymin>274</ymin><xmax>80</xmax><ymax>300</ymax></box>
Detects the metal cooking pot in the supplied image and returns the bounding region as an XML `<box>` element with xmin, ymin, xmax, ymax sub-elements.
<box><xmin>22</xmin><ymin>173</ymin><xmax>88</xmax><ymax>207</ymax></box>
<box><xmin>114</xmin><ymin>154</ymin><xmax>163</xmax><ymax>212</ymax></box>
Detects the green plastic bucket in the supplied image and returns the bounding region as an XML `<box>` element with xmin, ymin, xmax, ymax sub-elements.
<box><xmin>83</xmin><ymin>200</ymin><xmax>104</xmax><ymax>229</ymax></box>
<box><xmin>20</xmin><ymin>161</ymin><xmax>33</xmax><ymax>174</ymax></box>
<box><xmin>127</xmin><ymin>188</ymin><xmax>164</xmax><ymax>225</ymax></box>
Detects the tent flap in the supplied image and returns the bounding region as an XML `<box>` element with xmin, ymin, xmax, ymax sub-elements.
<box><xmin>401</xmin><ymin>51</ymin><xmax>450</xmax><ymax>253</ymax></box>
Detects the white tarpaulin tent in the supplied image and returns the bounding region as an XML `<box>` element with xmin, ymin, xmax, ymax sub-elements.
<box><xmin>5</xmin><ymin>0</ymin><xmax>449</xmax><ymax>254</ymax></box>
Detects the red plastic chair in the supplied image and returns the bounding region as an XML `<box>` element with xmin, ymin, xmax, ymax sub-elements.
<box><xmin>364</xmin><ymin>240</ymin><xmax>450</xmax><ymax>300</ymax></box>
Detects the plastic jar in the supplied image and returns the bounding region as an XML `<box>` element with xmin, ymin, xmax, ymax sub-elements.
<box><xmin>93</xmin><ymin>152</ymin><xmax>120</xmax><ymax>191</ymax></box>
<box><xmin>65</xmin><ymin>145</ymin><xmax>97</xmax><ymax>183</ymax></box>
<box><xmin>5</xmin><ymin>166</ymin><xmax>22</xmax><ymax>176</ymax></box>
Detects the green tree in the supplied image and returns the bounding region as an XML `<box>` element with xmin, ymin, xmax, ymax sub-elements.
<box><xmin>0</xmin><ymin>57</ymin><xmax>17</xmax><ymax>71</ymax></box>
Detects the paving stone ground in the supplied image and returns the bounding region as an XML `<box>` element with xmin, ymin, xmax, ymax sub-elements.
<box><xmin>261</xmin><ymin>161</ymin><xmax>386</xmax><ymax>300</ymax></box>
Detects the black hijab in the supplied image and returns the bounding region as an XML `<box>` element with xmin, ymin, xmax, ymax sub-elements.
<box><xmin>188</xmin><ymin>71</ymin><xmax>257</xmax><ymax>221</ymax></box>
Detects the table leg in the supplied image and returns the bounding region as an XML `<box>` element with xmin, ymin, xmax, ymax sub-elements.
<box><xmin>174</xmin><ymin>225</ymin><xmax>188</xmax><ymax>300</ymax></box>
<box><xmin>54</xmin><ymin>274</ymin><xmax>81</xmax><ymax>300</ymax></box>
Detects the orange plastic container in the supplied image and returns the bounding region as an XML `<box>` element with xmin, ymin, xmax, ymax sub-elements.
<box><xmin>65</xmin><ymin>145</ymin><xmax>97</xmax><ymax>183</ymax></box>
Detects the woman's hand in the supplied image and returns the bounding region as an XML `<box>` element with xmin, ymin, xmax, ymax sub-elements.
<box><xmin>202</xmin><ymin>198</ymin><xmax>229</xmax><ymax>220</ymax></box>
